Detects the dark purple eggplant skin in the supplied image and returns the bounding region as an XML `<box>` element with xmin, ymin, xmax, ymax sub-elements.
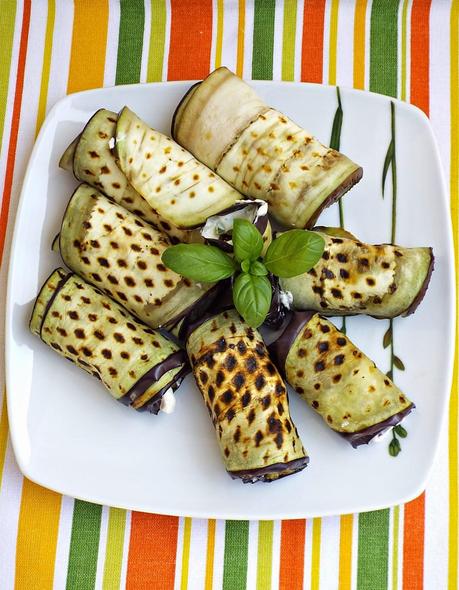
<box><xmin>304</xmin><ymin>166</ymin><xmax>363</xmax><ymax>229</ymax></box>
<box><xmin>178</xmin><ymin>285</ymin><xmax>234</xmax><ymax>343</ymax></box>
<box><xmin>267</xmin><ymin>310</ymin><xmax>316</xmax><ymax>372</ymax></box>
<box><xmin>339</xmin><ymin>404</ymin><xmax>415</xmax><ymax>448</ymax></box>
<box><xmin>263</xmin><ymin>276</ymin><xmax>289</xmax><ymax>330</ymax></box>
<box><xmin>164</xmin><ymin>282</ymin><xmax>225</xmax><ymax>333</ymax></box>
<box><xmin>228</xmin><ymin>455</ymin><xmax>309</xmax><ymax>483</ymax></box>
<box><xmin>402</xmin><ymin>247</ymin><xmax>435</xmax><ymax>317</ymax></box>
<box><xmin>119</xmin><ymin>349</ymin><xmax>189</xmax><ymax>412</ymax></box>
<box><xmin>171</xmin><ymin>81</ymin><xmax>202</xmax><ymax>140</ymax></box>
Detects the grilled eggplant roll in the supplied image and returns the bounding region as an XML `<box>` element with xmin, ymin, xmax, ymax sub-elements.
<box><xmin>30</xmin><ymin>269</ymin><xmax>188</xmax><ymax>413</ymax></box>
<box><xmin>269</xmin><ymin>311</ymin><xmax>414</xmax><ymax>447</ymax></box>
<box><xmin>279</xmin><ymin>227</ymin><xmax>434</xmax><ymax>318</ymax></box>
<box><xmin>185</xmin><ymin>308</ymin><xmax>309</xmax><ymax>482</ymax></box>
<box><xmin>114</xmin><ymin>107</ymin><xmax>242</xmax><ymax>229</ymax></box>
<box><xmin>59</xmin><ymin>109</ymin><xmax>201</xmax><ymax>244</ymax></box>
<box><xmin>57</xmin><ymin>184</ymin><xmax>216</xmax><ymax>329</ymax></box>
<box><xmin>172</xmin><ymin>67</ymin><xmax>362</xmax><ymax>229</ymax></box>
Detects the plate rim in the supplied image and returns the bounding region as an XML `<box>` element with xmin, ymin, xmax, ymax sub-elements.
<box><xmin>5</xmin><ymin>80</ymin><xmax>456</xmax><ymax>519</ymax></box>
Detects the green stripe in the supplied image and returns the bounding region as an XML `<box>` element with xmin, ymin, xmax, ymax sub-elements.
<box><xmin>357</xmin><ymin>510</ymin><xmax>390</xmax><ymax>590</ymax></box>
<box><xmin>115</xmin><ymin>0</ymin><xmax>145</xmax><ymax>85</ymax></box>
<box><xmin>147</xmin><ymin>0</ymin><xmax>166</xmax><ymax>82</ymax></box>
<box><xmin>102</xmin><ymin>508</ymin><xmax>127</xmax><ymax>590</ymax></box>
<box><xmin>223</xmin><ymin>521</ymin><xmax>249</xmax><ymax>590</ymax></box>
<box><xmin>252</xmin><ymin>0</ymin><xmax>276</xmax><ymax>80</ymax></box>
<box><xmin>362</xmin><ymin>2</ymin><xmax>398</xmax><ymax>587</ymax></box>
<box><xmin>256</xmin><ymin>521</ymin><xmax>274</xmax><ymax>590</ymax></box>
<box><xmin>0</xmin><ymin>0</ymin><xmax>17</xmax><ymax>157</ymax></box>
<box><xmin>66</xmin><ymin>500</ymin><xmax>103</xmax><ymax>590</ymax></box>
<box><xmin>369</xmin><ymin>0</ymin><xmax>400</xmax><ymax>97</ymax></box>
<box><xmin>281</xmin><ymin>0</ymin><xmax>297</xmax><ymax>81</ymax></box>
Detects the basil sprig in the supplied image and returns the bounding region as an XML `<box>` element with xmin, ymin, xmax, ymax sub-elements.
<box><xmin>161</xmin><ymin>218</ymin><xmax>324</xmax><ymax>328</ymax></box>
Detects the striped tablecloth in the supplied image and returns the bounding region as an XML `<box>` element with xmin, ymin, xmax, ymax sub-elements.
<box><xmin>0</xmin><ymin>1</ymin><xmax>457</xmax><ymax>588</ymax></box>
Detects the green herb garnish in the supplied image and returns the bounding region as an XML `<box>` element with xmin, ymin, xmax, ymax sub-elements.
<box><xmin>389</xmin><ymin>424</ymin><xmax>408</xmax><ymax>457</ymax></box>
<box><xmin>161</xmin><ymin>218</ymin><xmax>324</xmax><ymax>327</ymax></box>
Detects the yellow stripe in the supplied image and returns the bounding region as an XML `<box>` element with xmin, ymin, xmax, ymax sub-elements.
<box><xmin>180</xmin><ymin>517</ymin><xmax>192</xmax><ymax>590</ymax></box>
<box><xmin>353</xmin><ymin>0</ymin><xmax>367</xmax><ymax>89</ymax></box>
<box><xmin>400</xmin><ymin>0</ymin><xmax>409</xmax><ymax>101</ymax></box>
<box><xmin>256</xmin><ymin>521</ymin><xmax>274</xmax><ymax>590</ymax></box>
<box><xmin>35</xmin><ymin>0</ymin><xmax>55</xmax><ymax>134</ymax></box>
<box><xmin>15</xmin><ymin>481</ymin><xmax>62</xmax><ymax>590</ymax></box>
<box><xmin>311</xmin><ymin>518</ymin><xmax>322</xmax><ymax>590</ymax></box>
<box><xmin>281</xmin><ymin>0</ymin><xmax>297</xmax><ymax>81</ymax></box>
<box><xmin>449</xmin><ymin>2</ymin><xmax>459</xmax><ymax>589</ymax></box>
<box><xmin>392</xmin><ymin>506</ymin><xmax>400</xmax><ymax>590</ymax></box>
<box><xmin>204</xmin><ymin>519</ymin><xmax>216</xmax><ymax>590</ymax></box>
<box><xmin>338</xmin><ymin>514</ymin><xmax>353</xmax><ymax>590</ymax></box>
<box><xmin>0</xmin><ymin>395</ymin><xmax>9</xmax><ymax>490</ymax></box>
<box><xmin>328</xmin><ymin>0</ymin><xmax>339</xmax><ymax>85</ymax></box>
<box><xmin>215</xmin><ymin>0</ymin><xmax>224</xmax><ymax>68</ymax></box>
<box><xmin>236</xmin><ymin>0</ymin><xmax>245</xmax><ymax>77</ymax></box>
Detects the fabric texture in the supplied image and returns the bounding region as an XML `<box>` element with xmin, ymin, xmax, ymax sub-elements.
<box><xmin>0</xmin><ymin>0</ymin><xmax>457</xmax><ymax>588</ymax></box>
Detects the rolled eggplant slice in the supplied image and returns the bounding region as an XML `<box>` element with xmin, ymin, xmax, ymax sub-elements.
<box><xmin>59</xmin><ymin>109</ymin><xmax>200</xmax><ymax>244</ymax></box>
<box><xmin>269</xmin><ymin>311</ymin><xmax>414</xmax><ymax>447</ymax></box>
<box><xmin>279</xmin><ymin>227</ymin><xmax>434</xmax><ymax>318</ymax></box>
<box><xmin>115</xmin><ymin>107</ymin><xmax>242</xmax><ymax>229</ymax></box>
<box><xmin>186</xmin><ymin>309</ymin><xmax>309</xmax><ymax>483</ymax></box>
<box><xmin>30</xmin><ymin>269</ymin><xmax>188</xmax><ymax>413</ymax></box>
<box><xmin>172</xmin><ymin>67</ymin><xmax>362</xmax><ymax>229</ymax></box>
<box><xmin>58</xmin><ymin>184</ymin><xmax>214</xmax><ymax>328</ymax></box>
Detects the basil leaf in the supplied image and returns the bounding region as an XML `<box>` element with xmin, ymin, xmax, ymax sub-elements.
<box><xmin>162</xmin><ymin>244</ymin><xmax>237</xmax><ymax>282</ymax></box>
<box><xmin>232</xmin><ymin>218</ymin><xmax>264</xmax><ymax>262</ymax></box>
<box><xmin>241</xmin><ymin>259</ymin><xmax>251</xmax><ymax>273</ymax></box>
<box><xmin>250</xmin><ymin>260</ymin><xmax>268</xmax><ymax>276</ymax></box>
<box><xmin>264</xmin><ymin>230</ymin><xmax>325</xmax><ymax>278</ymax></box>
<box><xmin>232</xmin><ymin>272</ymin><xmax>272</xmax><ymax>328</ymax></box>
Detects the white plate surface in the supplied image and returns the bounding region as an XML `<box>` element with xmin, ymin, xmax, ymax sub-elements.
<box><xmin>5</xmin><ymin>81</ymin><xmax>455</xmax><ymax>519</ymax></box>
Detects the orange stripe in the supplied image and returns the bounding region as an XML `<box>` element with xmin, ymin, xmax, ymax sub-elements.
<box><xmin>353</xmin><ymin>0</ymin><xmax>367</xmax><ymax>89</ymax></box>
<box><xmin>301</xmin><ymin>0</ymin><xmax>326</xmax><ymax>83</ymax></box>
<box><xmin>0</xmin><ymin>0</ymin><xmax>31</xmax><ymax>266</ymax></box>
<box><xmin>168</xmin><ymin>0</ymin><xmax>213</xmax><ymax>80</ymax></box>
<box><xmin>410</xmin><ymin>0</ymin><xmax>431</xmax><ymax>115</ymax></box>
<box><xmin>126</xmin><ymin>513</ymin><xmax>179</xmax><ymax>590</ymax></box>
<box><xmin>67</xmin><ymin>0</ymin><xmax>109</xmax><ymax>93</ymax></box>
<box><xmin>402</xmin><ymin>493</ymin><xmax>425</xmax><ymax>590</ymax></box>
<box><xmin>15</xmin><ymin>481</ymin><xmax>61</xmax><ymax>590</ymax></box>
<box><xmin>278</xmin><ymin>520</ymin><xmax>306</xmax><ymax>590</ymax></box>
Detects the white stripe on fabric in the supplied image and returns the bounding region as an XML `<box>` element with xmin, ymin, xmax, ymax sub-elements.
<box><xmin>118</xmin><ymin>509</ymin><xmax>132</xmax><ymax>589</ymax></box>
<box><xmin>336</xmin><ymin>0</ymin><xmax>355</xmax><ymax>88</ymax></box>
<box><xmin>46</xmin><ymin>0</ymin><xmax>73</xmax><ymax>108</ymax></box>
<box><xmin>94</xmin><ymin>504</ymin><xmax>109</xmax><ymax>589</ymax></box>
<box><xmin>320</xmin><ymin>516</ymin><xmax>340</xmax><ymax>590</ymax></box>
<box><xmin>140</xmin><ymin>0</ymin><xmax>151</xmax><ymax>83</ymax></box>
<box><xmin>294</xmin><ymin>0</ymin><xmax>303</xmax><ymax>82</ymax></box>
<box><xmin>52</xmin><ymin>495</ymin><xmax>75</xmax><ymax>589</ymax></box>
<box><xmin>105</xmin><ymin>0</ymin><xmax>121</xmax><ymax>87</ymax></box>
<box><xmin>243</xmin><ymin>0</ymin><xmax>255</xmax><ymax>79</ymax></box>
<box><xmin>246</xmin><ymin>520</ymin><xmax>258</xmax><ymax>589</ymax></box>
<box><xmin>272</xmin><ymin>0</ymin><xmax>283</xmax><ymax>81</ymax></box>
<box><xmin>212</xmin><ymin>519</ymin><xmax>226</xmax><ymax>590</ymax></box>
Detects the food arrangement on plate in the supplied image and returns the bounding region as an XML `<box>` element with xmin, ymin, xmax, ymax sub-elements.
<box><xmin>30</xmin><ymin>67</ymin><xmax>434</xmax><ymax>484</ymax></box>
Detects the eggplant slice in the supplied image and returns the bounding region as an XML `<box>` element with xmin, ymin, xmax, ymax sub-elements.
<box><xmin>269</xmin><ymin>311</ymin><xmax>414</xmax><ymax>447</ymax></box>
<box><xmin>59</xmin><ymin>109</ymin><xmax>201</xmax><ymax>244</ymax></box>
<box><xmin>115</xmin><ymin>107</ymin><xmax>242</xmax><ymax>229</ymax></box>
<box><xmin>279</xmin><ymin>227</ymin><xmax>434</xmax><ymax>318</ymax></box>
<box><xmin>172</xmin><ymin>67</ymin><xmax>362</xmax><ymax>229</ymax></box>
<box><xmin>186</xmin><ymin>308</ymin><xmax>309</xmax><ymax>483</ymax></box>
<box><xmin>30</xmin><ymin>269</ymin><xmax>188</xmax><ymax>413</ymax></box>
<box><xmin>57</xmin><ymin>184</ymin><xmax>215</xmax><ymax>328</ymax></box>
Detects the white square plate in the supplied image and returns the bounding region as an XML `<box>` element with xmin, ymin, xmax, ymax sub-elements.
<box><xmin>6</xmin><ymin>81</ymin><xmax>455</xmax><ymax>519</ymax></box>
